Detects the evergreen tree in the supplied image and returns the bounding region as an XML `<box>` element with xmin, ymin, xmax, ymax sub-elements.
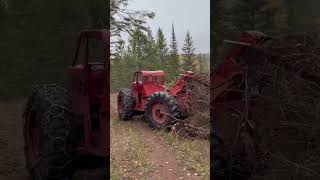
<box><xmin>110</xmin><ymin>0</ymin><xmax>155</xmax><ymax>51</ymax></box>
<box><xmin>113</xmin><ymin>37</ymin><xmax>126</xmax><ymax>60</ymax></box>
<box><xmin>182</xmin><ymin>31</ymin><xmax>196</xmax><ymax>71</ymax></box>
<box><xmin>229</xmin><ymin>0</ymin><xmax>271</xmax><ymax>32</ymax></box>
<box><xmin>145</xmin><ymin>27</ymin><xmax>157</xmax><ymax>67</ymax></box>
<box><xmin>147</xmin><ymin>27</ymin><xmax>155</xmax><ymax>46</ymax></box>
<box><xmin>213</xmin><ymin>0</ymin><xmax>235</xmax><ymax>64</ymax></box>
<box><xmin>170</xmin><ymin>22</ymin><xmax>178</xmax><ymax>57</ymax></box>
<box><xmin>156</xmin><ymin>28</ymin><xmax>168</xmax><ymax>67</ymax></box>
<box><xmin>127</xmin><ymin>28</ymin><xmax>148</xmax><ymax>66</ymax></box>
<box><xmin>167</xmin><ymin>22</ymin><xmax>180</xmax><ymax>82</ymax></box>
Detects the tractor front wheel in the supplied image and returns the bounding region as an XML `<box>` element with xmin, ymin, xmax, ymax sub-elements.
<box><xmin>117</xmin><ymin>88</ymin><xmax>135</xmax><ymax>121</ymax></box>
<box><xmin>23</xmin><ymin>85</ymin><xmax>76</xmax><ymax>180</ymax></box>
<box><xmin>145</xmin><ymin>92</ymin><xmax>180</xmax><ymax>129</ymax></box>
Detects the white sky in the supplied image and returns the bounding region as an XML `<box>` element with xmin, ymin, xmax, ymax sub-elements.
<box><xmin>124</xmin><ymin>0</ymin><xmax>210</xmax><ymax>54</ymax></box>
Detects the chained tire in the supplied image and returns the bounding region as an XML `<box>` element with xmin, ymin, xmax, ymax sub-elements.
<box><xmin>145</xmin><ymin>92</ymin><xmax>180</xmax><ymax>129</ymax></box>
<box><xmin>23</xmin><ymin>85</ymin><xmax>76</xmax><ymax>180</ymax></box>
<box><xmin>117</xmin><ymin>88</ymin><xmax>135</xmax><ymax>121</ymax></box>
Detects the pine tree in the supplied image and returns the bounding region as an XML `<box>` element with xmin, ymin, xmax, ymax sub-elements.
<box><xmin>170</xmin><ymin>22</ymin><xmax>178</xmax><ymax>57</ymax></box>
<box><xmin>182</xmin><ymin>31</ymin><xmax>196</xmax><ymax>71</ymax></box>
<box><xmin>110</xmin><ymin>0</ymin><xmax>155</xmax><ymax>52</ymax></box>
<box><xmin>229</xmin><ymin>0</ymin><xmax>271</xmax><ymax>32</ymax></box>
<box><xmin>145</xmin><ymin>27</ymin><xmax>157</xmax><ymax>67</ymax></box>
<box><xmin>127</xmin><ymin>28</ymin><xmax>148</xmax><ymax>66</ymax></box>
<box><xmin>167</xmin><ymin>22</ymin><xmax>180</xmax><ymax>82</ymax></box>
<box><xmin>226</xmin><ymin>0</ymin><xmax>290</xmax><ymax>34</ymax></box>
<box><xmin>113</xmin><ymin>37</ymin><xmax>126</xmax><ymax>60</ymax></box>
<box><xmin>213</xmin><ymin>0</ymin><xmax>235</xmax><ymax>64</ymax></box>
<box><xmin>156</xmin><ymin>28</ymin><xmax>168</xmax><ymax>67</ymax></box>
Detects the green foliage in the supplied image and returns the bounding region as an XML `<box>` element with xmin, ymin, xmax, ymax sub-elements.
<box><xmin>156</xmin><ymin>28</ymin><xmax>168</xmax><ymax>67</ymax></box>
<box><xmin>127</xmin><ymin>28</ymin><xmax>148</xmax><ymax>66</ymax></box>
<box><xmin>0</xmin><ymin>0</ymin><xmax>105</xmax><ymax>99</ymax></box>
<box><xmin>213</xmin><ymin>0</ymin><xmax>320</xmax><ymax>65</ymax></box>
<box><xmin>113</xmin><ymin>37</ymin><xmax>126</xmax><ymax>59</ymax></box>
<box><xmin>169</xmin><ymin>23</ymin><xmax>178</xmax><ymax>57</ymax></box>
<box><xmin>212</xmin><ymin>0</ymin><xmax>232</xmax><ymax>65</ymax></box>
<box><xmin>110</xmin><ymin>58</ymin><xmax>136</xmax><ymax>92</ymax></box>
<box><xmin>110</xmin><ymin>24</ymin><xmax>208</xmax><ymax>92</ymax></box>
<box><xmin>229</xmin><ymin>0</ymin><xmax>270</xmax><ymax>31</ymax></box>
<box><xmin>110</xmin><ymin>0</ymin><xmax>155</xmax><ymax>39</ymax></box>
<box><xmin>144</xmin><ymin>27</ymin><xmax>158</xmax><ymax>64</ymax></box>
<box><xmin>182</xmin><ymin>31</ymin><xmax>196</xmax><ymax>71</ymax></box>
<box><xmin>167</xmin><ymin>23</ymin><xmax>180</xmax><ymax>83</ymax></box>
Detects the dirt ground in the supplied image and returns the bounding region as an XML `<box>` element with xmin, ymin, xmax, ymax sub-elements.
<box><xmin>0</xmin><ymin>99</ymin><xmax>106</xmax><ymax>180</ymax></box>
<box><xmin>110</xmin><ymin>94</ymin><xmax>210</xmax><ymax>180</ymax></box>
<box><xmin>0</xmin><ymin>95</ymin><xmax>209</xmax><ymax>180</ymax></box>
<box><xmin>0</xmin><ymin>99</ymin><xmax>29</xmax><ymax>180</ymax></box>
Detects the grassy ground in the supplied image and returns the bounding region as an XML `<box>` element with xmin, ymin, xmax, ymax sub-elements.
<box><xmin>110</xmin><ymin>117</ymin><xmax>154</xmax><ymax>179</ymax></box>
<box><xmin>155</xmin><ymin>131</ymin><xmax>210</xmax><ymax>177</ymax></box>
<box><xmin>110</xmin><ymin>93</ymin><xmax>210</xmax><ymax>180</ymax></box>
<box><xmin>0</xmin><ymin>95</ymin><xmax>209</xmax><ymax>179</ymax></box>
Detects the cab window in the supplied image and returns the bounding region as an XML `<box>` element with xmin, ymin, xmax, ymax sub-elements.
<box><xmin>134</xmin><ymin>72</ymin><xmax>142</xmax><ymax>82</ymax></box>
<box><xmin>74</xmin><ymin>38</ymin><xmax>87</xmax><ymax>66</ymax></box>
<box><xmin>88</xmin><ymin>38</ymin><xmax>104</xmax><ymax>63</ymax></box>
<box><xmin>157</xmin><ymin>76</ymin><xmax>164</xmax><ymax>84</ymax></box>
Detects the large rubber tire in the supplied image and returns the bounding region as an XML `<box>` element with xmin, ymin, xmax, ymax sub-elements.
<box><xmin>23</xmin><ymin>85</ymin><xmax>76</xmax><ymax>180</ymax></box>
<box><xmin>145</xmin><ymin>92</ymin><xmax>180</xmax><ymax>129</ymax></box>
<box><xmin>212</xmin><ymin>133</ymin><xmax>252</xmax><ymax>180</ymax></box>
<box><xmin>117</xmin><ymin>88</ymin><xmax>135</xmax><ymax>121</ymax></box>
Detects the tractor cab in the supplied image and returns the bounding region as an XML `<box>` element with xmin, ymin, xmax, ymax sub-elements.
<box><xmin>68</xmin><ymin>30</ymin><xmax>109</xmax><ymax>157</ymax></box>
<box><xmin>131</xmin><ymin>70</ymin><xmax>165</xmax><ymax>111</ymax></box>
<box><xmin>23</xmin><ymin>30</ymin><xmax>110</xmax><ymax>180</ymax></box>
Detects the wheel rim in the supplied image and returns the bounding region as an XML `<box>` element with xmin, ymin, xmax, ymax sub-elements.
<box><xmin>27</xmin><ymin>111</ymin><xmax>41</xmax><ymax>162</ymax></box>
<box><xmin>151</xmin><ymin>102</ymin><xmax>168</xmax><ymax>124</ymax></box>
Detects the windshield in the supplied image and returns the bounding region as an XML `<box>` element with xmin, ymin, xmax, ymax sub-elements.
<box><xmin>89</xmin><ymin>38</ymin><xmax>105</xmax><ymax>63</ymax></box>
<box><xmin>142</xmin><ymin>75</ymin><xmax>164</xmax><ymax>84</ymax></box>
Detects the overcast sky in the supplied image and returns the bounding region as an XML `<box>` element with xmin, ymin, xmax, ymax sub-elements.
<box><xmin>125</xmin><ymin>0</ymin><xmax>210</xmax><ymax>54</ymax></box>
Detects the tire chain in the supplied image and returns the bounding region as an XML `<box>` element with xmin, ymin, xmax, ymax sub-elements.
<box><xmin>25</xmin><ymin>84</ymin><xmax>74</xmax><ymax>178</ymax></box>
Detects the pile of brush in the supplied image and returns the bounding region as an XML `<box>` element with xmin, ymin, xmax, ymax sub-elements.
<box><xmin>245</xmin><ymin>33</ymin><xmax>320</xmax><ymax>179</ymax></box>
<box><xmin>172</xmin><ymin>73</ymin><xmax>210</xmax><ymax>139</ymax></box>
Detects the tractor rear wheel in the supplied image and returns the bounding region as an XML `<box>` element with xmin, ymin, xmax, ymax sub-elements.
<box><xmin>145</xmin><ymin>92</ymin><xmax>180</xmax><ymax>129</ymax></box>
<box><xmin>117</xmin><ymin>88</ymin><xmax>135</xmax><ymax>121</ymax></box>
<box><xmin>23</xmin><ymin>85</ymin><xmax>76</xmax><ymax>180</ymax></box>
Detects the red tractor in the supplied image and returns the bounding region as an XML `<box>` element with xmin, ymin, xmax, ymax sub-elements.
<box><xmin>211</xmin><ymin>31</ymin><xmax>271</xmax><ymax>180</ymax></box>
<box><xmin>23</xmin><ymin>30</ymin><xmax>109</xmax><ymax>180</ymax></box>
<box><xmin>117</xmin><ymin>70</ymin><xmax>195</xmax><ymax>129</ymax></box>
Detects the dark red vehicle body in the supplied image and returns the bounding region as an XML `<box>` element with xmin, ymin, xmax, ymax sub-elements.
<box><xmin>130</xmin><ymin>70</ymin><xmax>194</xmax><ymax>112</ymax></box>
<box><xmin>23</xmin><ymin>30</ymin><xmax>110</xmax><ymax>180</ymax></box>
<box><xmin>211</xmin><ymin>31</ymin><xmax>270</xmax><ymax>178</ymax></box>
<box><xmin>68</xmin><ymin>30</ymin><xmax>109</xmax><ymax>157</ymax></box>
<box><xmin>131</xmin><ymin>70</ymin><xmax>166</xmax><ymax>111</ymax></box>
